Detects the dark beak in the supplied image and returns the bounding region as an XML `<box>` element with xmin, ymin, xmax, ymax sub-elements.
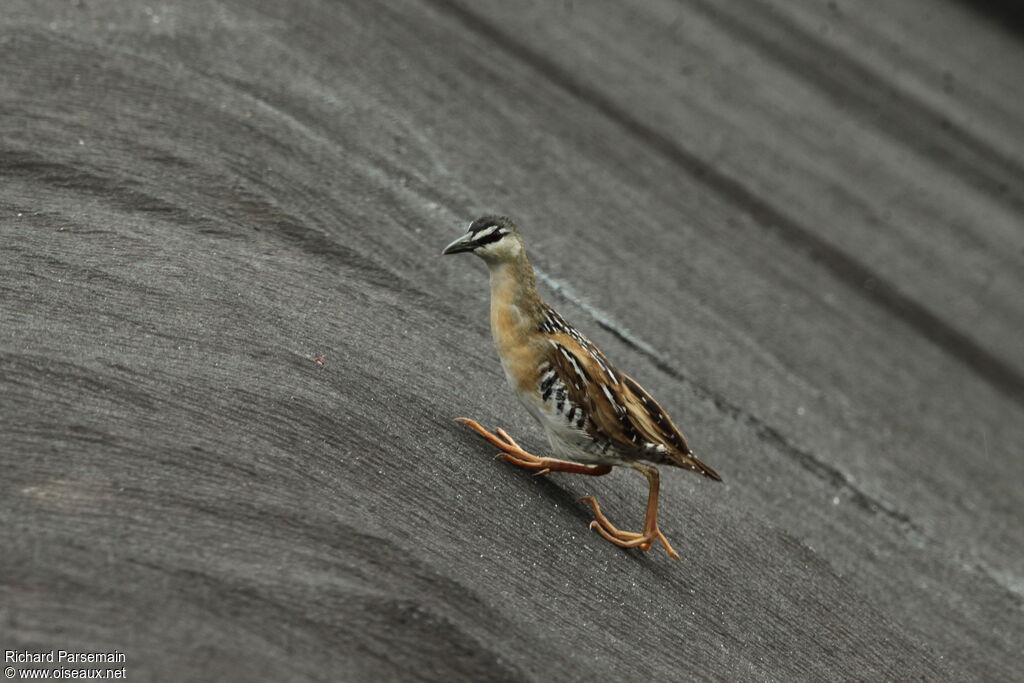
<box><xmin>441</xmin><ymin>233</ymin><xmax>477</xmax><ymax>255</ymax></box>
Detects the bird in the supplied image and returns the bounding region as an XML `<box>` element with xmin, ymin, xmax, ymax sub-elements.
<box><xmin>442</xmin><ymin>216</ymin><xmax>721</xmax><ymax>560</ymax></box>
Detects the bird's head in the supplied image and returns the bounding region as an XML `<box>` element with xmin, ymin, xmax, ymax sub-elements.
<box><xmin>441</xmin><ymin>215</ymin><xmax>523</xmax><ymax>264</ymax></box>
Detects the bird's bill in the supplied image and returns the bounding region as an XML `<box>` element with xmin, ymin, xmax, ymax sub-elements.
<box><xmin>441</xmin><ymin>232</ymin><xmax>477</xmax><ymax>255</ymax></box>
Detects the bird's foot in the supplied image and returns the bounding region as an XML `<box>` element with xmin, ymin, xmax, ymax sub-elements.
<box><xmin>454</xmin><ymin>418</ymin><xmax>611</xmax><ymax>476</ymax></box>
<box><xmin>454</xmin><ymin>418</ymin><xmax>543</xmax><ymax>468</ymax></box>
<box><xmin>578</xmin><ymin>496</ymin><xmax>681</xmax><ymax>560</ymax></box>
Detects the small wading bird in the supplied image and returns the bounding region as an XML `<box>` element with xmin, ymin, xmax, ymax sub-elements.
<box><xmin>443</xmin><ymin>216</ymin><xmax>721</xmax><ymax>560</ymax></box>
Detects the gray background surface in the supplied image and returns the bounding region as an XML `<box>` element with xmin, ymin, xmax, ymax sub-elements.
<box><xmin>2</xmin><ymin>1</ymin><xmax>1022</xmax><ymax>680</ymax></box>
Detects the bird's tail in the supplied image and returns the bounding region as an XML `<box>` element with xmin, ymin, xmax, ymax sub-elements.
<box><xmin>670</xmin><ymin>451</ymin><xmax>722</xmax><ymax>481</ymax></box>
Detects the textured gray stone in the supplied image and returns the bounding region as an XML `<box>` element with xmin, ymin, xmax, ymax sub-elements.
<box><xmin>1</xmin><ymin>1</ymin><xmax>1021</xmax><ymax>680</ymax></box>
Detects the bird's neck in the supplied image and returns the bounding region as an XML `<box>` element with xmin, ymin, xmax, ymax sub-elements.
<box><xmin>487</xmin><ymin>252</ymin><xmax>544</xmax><ymax>351</ymax></box>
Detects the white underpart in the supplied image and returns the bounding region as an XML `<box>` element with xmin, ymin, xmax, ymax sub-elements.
<box><xmin>506</xmin><ymin>359</ymin><xmax>609</xmax><ymax>464</ymax></box>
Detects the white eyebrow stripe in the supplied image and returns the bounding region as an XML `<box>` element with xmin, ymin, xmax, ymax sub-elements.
<box><xmin>472</xmin><ymin>226</ymin><xmax>496</xmax><ymax>240</ymax></box>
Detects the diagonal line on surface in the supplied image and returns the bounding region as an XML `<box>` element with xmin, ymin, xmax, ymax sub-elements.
<box><xmin>424</xmin><ymin>0</ymin><xmax>1024</xmax><ymax>410</ymax></box>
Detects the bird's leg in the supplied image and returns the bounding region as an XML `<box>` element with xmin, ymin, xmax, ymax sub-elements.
<box><xmin>577</xmin><ymin>496</ymin><xmax>644</xmax><ymax>540</ymax></box>
<box><xmin>581</xmin><ymin>465</ymin><xmax>680</xmax><ymax>560</ymax></box>
<box><xmin>454</xmin><ymin>418</ymin><xmax>612</xmax><ymax>476</ymax></box>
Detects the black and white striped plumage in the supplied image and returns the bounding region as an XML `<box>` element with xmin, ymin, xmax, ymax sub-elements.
<box><xmin>528</xmin><ymin>304</ymin><xmax>719</xmax><ymax>479</ymax></box>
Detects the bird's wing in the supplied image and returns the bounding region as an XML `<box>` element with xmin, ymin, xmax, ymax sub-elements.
<box><xmin>542</xmin><ymin>326</ymin><xmax>686</xmax><ymax>451</ymax></box>
<box><xmin>545</xmin><ymin>326</ymin><xmax>720</xmax><ymax>479</ymax></box>
<box><xmin>545</xmin><ymin>335</ymin><xmax>630</xmax><ymax>444</ymax></box>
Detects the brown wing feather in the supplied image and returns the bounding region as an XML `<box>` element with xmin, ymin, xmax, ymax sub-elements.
<box><xmin>545</xmin><ymin>336</ymin><xmax>629</xmax><ymax>444</ymax></box>
<box><xmin>620</xmin><ymin>375</ymin><xmax>721</xmax><ymax>479</ymax></box>
<box><xmin>546</xmin><ymin>335</ymin><xmax>721</xmax><ymax>481</ymax></box>
<box><xmin>619</xmin><ymin>373</ymin><xmax>691</xmax><ymax>453</ymax></box>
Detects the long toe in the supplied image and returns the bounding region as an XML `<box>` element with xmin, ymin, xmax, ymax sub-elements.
<box><xmin>656</xmin><ymin>529</ymin><xmax>681</xmax><ymax>561</ymax></box>
<box><xmin>579</xmin><ymin>497</ymin><xmax>643</xmax><ymax>540</ymax></box>
<box><xmin>456</xmin><ymin>418</ymin><xmax>524</xmax><ymax>454</ymax></box>
<box><xmin>586</xmin><ymin>519</ymin><xmax>681</xmax><ymax>560</ymax></box>
<box><xmin>494</xmin><ymin>428</ymin><xmax>522</xmax><ymax>448</ymax></box>
<box><xmin>499</xmin><ymin>451</ymin><xmax>546</xmax><ymax>469</ymax></box>
<box><xmin>587</xmin><ymin>518</ymin><xmax>644</xmax><ymax>541</ymax></box>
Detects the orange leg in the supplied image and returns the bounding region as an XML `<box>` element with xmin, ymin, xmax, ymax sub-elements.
<box><xmin>454</xmin><ymin>418</ymin><xmax>611</xmax><ymax>476</ymax></box>
<box><xmin>579</xmin><ymin>465</ymin><xmax>680</xmax><ymax>560</ymax></box>
<box><xmin>455</xmin><ymin>418</ymin><xmax>678</xmax><ymax>559</ymax></box>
